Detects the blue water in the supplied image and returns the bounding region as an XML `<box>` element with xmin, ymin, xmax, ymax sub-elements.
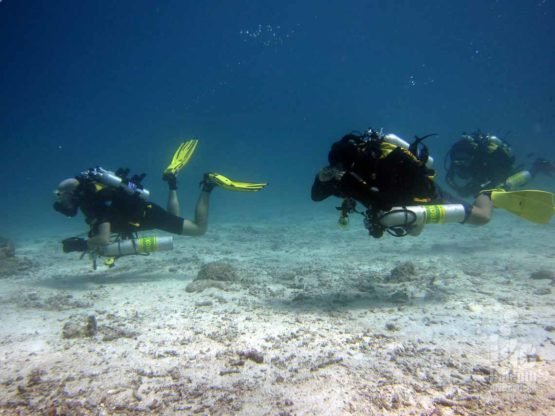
<box><xmin>1</xmin><ymin>0</ymin><xmax>554</xmax><ymax>238</ymax></box>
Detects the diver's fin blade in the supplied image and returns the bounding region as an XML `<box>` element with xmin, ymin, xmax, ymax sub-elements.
<box><xmin>164</xmin><ymin>139</ymin><xmax>199</xmax><ymax>175</ymax></box>
<box><xmin>174</xmin><ymin>139</ymin><xmax>198</xmax><ymax>166</ymax></box>
<box><xmin>169</xmin><ymin>142</ymin><xmax>188</xmax><ymax>166</ymax></box>
<box><xmin>206</xmin><ymin>172</ymin><xmax>268</xmax><ymax>192</ymax></box>
<box><xmin>491</xmin><ymin>190</ymin><xmax>554</xmax><ymax>224</ymax></box>
<box><xmin>219</xmin><ymin>179</ymin><xmax>268</xmax><ymax>190</ymax></box>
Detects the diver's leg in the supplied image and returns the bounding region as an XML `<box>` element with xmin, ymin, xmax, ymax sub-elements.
<box><xmin>466</xmin><ymin>193</ymin><xmax>493</xmax><ymax>226</ymax></box>
<box><xmin>87</xmin><ymin>221</ymin><xmax>112</xmax><ymax>249</ymax></box>
<box><xmin>164</xmin><ymin>173</ymin><xmax>181</xmax><ymax>216</ymax></box>
<box><xmin>181</xmin><ymin>190</ymin><xmax>210</xmax><ymax>236</ymax></box>
<box><xmin>167</xmin><ymin>190</ymin><xmax>180</xmax><ymax>216</ymax></box>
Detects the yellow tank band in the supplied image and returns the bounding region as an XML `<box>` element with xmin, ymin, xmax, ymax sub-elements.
<box><xmin>137</xmin><ymin>236</ymin><xmax>158</xmax><ymax>253</ymax></box>
<box><xmin>424</xmin><ymin>205</ymin><xmax>446</xmax><ymax>224</ymax></box>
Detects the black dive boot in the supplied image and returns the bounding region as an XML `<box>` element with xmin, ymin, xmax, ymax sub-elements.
<box><xmin>163</xmin><ymin>172</ymin><xmax>178</xmax><ymax>190</ymax></box>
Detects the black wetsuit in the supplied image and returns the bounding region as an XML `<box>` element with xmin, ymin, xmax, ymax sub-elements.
<box><xmin>77</xmin><ymin>182</ymin><xmax>183</xmax><ymax>237</ymax></box>
<box><xmin>446</xmin><ymin>136</ymin><xmax>515</xmax><ymax>197</ymax></box>
<box><xmin>312</xmin><ymin>141</ymin><xmax>439</xmax><ymax>211</ymax></box>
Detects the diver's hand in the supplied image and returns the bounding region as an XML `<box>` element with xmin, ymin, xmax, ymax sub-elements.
<box><xmin>318</xmin><ymin>166</ymin><xmax>345</xmax><ymax>182</ymax></box>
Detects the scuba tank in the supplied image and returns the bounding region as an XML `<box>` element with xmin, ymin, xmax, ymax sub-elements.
<box><xmin>366</xmin><ymin>204</ymin><xmax>468</xmax><ymax>237</ymax></box>
<box><xmin>383</xmin><ymin>133</ymin><xmax>435</xmax><ymax>169</ymax></box>
<box><xmin>82</xmin><ymin>167</ymin><xmax>150</xmax><ymax>199</ymax></box>
<box><xmin>379</xmin><ymin>204</ymin><xmax>467</xmax><ymax>227</ymax></box>
<box><xmin>61</xmin><ymin>235</ymin><xmax>174</xmax><ymax>270</ymax></box>
<box><xmin>503</xmin><ymin>171</ymin><xmax>532</xmax><ymax>190</ymax></box>
<box><xmin>100</xmin><ymin>236</ymin><xmax>174</xmax><ymax>257</ymax></box>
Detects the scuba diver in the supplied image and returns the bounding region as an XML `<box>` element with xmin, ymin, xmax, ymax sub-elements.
<box><xmin>54</xmin><ymin>139</ymin><xmax>267</xmax><ymax>267</ymax></box>
<box><xmin>445</xmin><ymin>131</ymin><xmax>555</xmax><ymax>197</ymax></box>
<box><xmin>311</xmin><ymin>128</ymin><xmax>555</xmax><ymax>238</ymax></box>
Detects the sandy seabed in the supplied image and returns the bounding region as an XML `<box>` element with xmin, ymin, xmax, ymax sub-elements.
<box><xmin>0</xmin><ymin>211</ymin><xmax>554</xmax><ymax>416</ymax></box>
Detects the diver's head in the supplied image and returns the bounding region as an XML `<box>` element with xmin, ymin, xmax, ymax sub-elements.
<box><xmin>328</xmin><ymin>133</ymin><xmax>362</xmax><ymax>167</ymax></box>
<box><xmin>450</xmin><ymin>152</ymin><xmax>475</xmax><ymax>177</ymax></box>
<box><xmin>365</xmin><ymin>128</ymin><xmax>383</xmax><ymax>141</ymax></box>
<box><xmin>53</xmin><ymin>178</ymin><xmax>80</xmax><ymax>217</ymax></box>
<box><xmin>468</xmin><ymin>130</ymin><xmax>487</xmax><ymax>141</ymax></box>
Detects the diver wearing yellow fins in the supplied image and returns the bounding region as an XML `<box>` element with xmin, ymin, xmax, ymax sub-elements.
<box><xmin>311</xmin><ymin>128</ymin><xmax>554</xmax><ymax>238</ymax></box>
<box><xmin>53</xmin><ymin>139</ymin><xmax>267</xmax><ymax>267</ymax></box>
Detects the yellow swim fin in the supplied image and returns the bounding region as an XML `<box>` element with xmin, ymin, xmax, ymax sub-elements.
<box><xmin>490</xmin><ymin>189</ymin><xmax>554</xmax><ymax>224</ymax></box>
<box><xmin>204</xmin><ymin>172</ymin><xmax>268</xmax><ymax>192</ymax></box>
<box><xmin>163</xmin><ymin>139</ymin><xmax>199</xmax><ymax>176</ymax></box>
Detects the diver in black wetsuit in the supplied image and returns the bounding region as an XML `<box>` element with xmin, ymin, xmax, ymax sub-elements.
<box><xmin>53</xmin><ymin>167</ymin><xmax>214</xmax><ymax>252</ymax></box>
<box><xmin>311</xmin><ymin>129</ymin><xmax>493</xmax><ymax>238</ymax></box>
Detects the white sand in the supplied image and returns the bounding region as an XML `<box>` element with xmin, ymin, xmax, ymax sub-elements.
<box><xmin>0</xmin><ymin>211</ymin><xmax>554</xmax><ymax>415</ymax></box>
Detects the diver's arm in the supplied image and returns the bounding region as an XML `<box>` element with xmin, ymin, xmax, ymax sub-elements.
<box><xmin>311</xmin><ymin>167</ymin><xmax>346</xmax><ymax>201</ymax></box>
<box><xmin>311</xmin><ymin>174</ymin><xmax>336</xmax><ymax>201</ymax></box>
<box><xmin>87</xmin><ymin>222</ymin><xmax>111</xmax><ymax>249</ymax></box>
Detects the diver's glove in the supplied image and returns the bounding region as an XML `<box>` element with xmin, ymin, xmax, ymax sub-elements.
<box><xmin>62</xmin><ymin>237</ymin><xmax>89</xmax><ymax>253</ymax></box>
<box><xmin>318</xmin><ymin>166</ymin><xmax>345</xmax><ymax>182</ymax></box>
<box><xmin>531</xmin><ymin>158</ymin><xmax>555</xmax><ymax>177</ymax></box>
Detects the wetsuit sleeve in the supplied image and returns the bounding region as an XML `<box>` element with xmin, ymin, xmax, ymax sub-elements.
<box><xmin>311</xmin><ymin>170</ymin><xmax>379</xmax><ymax>207</ymax></box>
<box><xmin>79</xmin><ymin>189</ymin><xmax>110</xmax><ymax>224</ymax></box>
<box><xmin>79</xmin><ymin>188</ymin><xmax>117</xmax><ymax>236</ymax></box>
<box><xmin>311</xmin><ymin>174</ymin><xmax>338</xmax><ymax>201</ymax></box>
